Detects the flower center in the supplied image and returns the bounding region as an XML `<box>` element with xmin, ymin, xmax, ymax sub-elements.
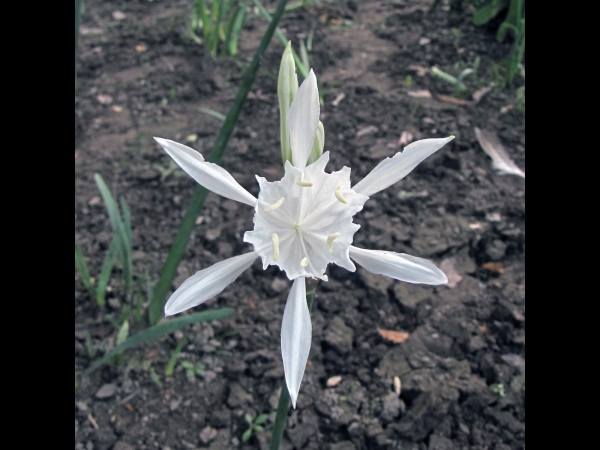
<box><xmin>244</xmin><ymin>153</ymin><xmax>369</xmax><ymax>280</ymax></box>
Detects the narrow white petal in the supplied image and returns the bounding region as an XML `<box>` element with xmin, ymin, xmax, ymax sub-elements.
<box><xmin>353</xmin><ymin>136</ymin><xmax>454</xmax><ymax>197</ymax></box>
<box><xmin>349</xmin><ymin>246</ymin><xmax>448</xmax><ymax>285</ymax></box>
<box><xmin>281</xmin><ymin>278</ymin><xmax>311</xmax><ymax>408</ymax></box>
<box><xmin>287</xmin><ymin>70</ymin><xmax>320</xmax><ymax>169</ymax></box>
<box><xmin>164</xmin><ymin>251</ymin><xmax>258</xmax><ymax>316</ymax></box>
<box><xmin>154</xmin><ymin>137</ymin><xmax>257</xmax><ymax>206</ymax></box>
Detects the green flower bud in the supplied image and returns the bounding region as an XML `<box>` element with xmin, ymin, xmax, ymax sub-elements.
<box><xmin>278</xmin><ymin>41</ymin><xmax>299</xmax><ymax>166</ymax></box>
<box><xmin>307</xmin><ymin>120</ymin><xmax>325</xmax><ymax>165</ymax></box>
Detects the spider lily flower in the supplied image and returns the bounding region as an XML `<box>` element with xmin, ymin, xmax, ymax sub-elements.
<box><xmin>154</xmin><ymin>69</ymin><xmax>453</xmax><ymax>408</ymax></box>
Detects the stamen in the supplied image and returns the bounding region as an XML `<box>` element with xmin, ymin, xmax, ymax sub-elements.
<box><xmin>334</xmin><ymin>186</ymin><xmax>348</xmax><ymax>204</ymax></box>
<box><xmin>264</xmin><ymin>197</ymin><xmax>285</xmax><ymax>212</ymax></box>
<box><xmin>296</xmin><ymin>178</ymin><xmax>313</xmax><ymax>187</ymax></box>
<box><xmin>300</xmin><ymin>257</ymin><xmax>309</xmax><ymax>267</ymax></box>
<box><xmin>326</xmin><ymin>232</ymin><xmax>341</xmax><ymax>252</ymax></box>
<box><xmin>271</xmin><ymin>233</ymin><xmax>280</xmax><ymax>261</ymax></box>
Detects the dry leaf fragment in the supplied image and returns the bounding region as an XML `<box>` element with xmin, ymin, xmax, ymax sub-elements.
<box><xmin>331</xmin><ymin>92</ymin><xmax>346</xmax><ymax>106</ymax></box>
<box><xmin>472</xmin><ymin>85</ymin><xmax>493</xmax><ymax>103</ymax></box>
<box><xmin>185</xmin><ymin>133</ymin><xmax>198</xmax><ymax>143</ymax></box>
<box><xmin>398</xmin><ymin>131</ymin><xmax>413</xmax><ymax>146</ymax></box>
<box><xmin>474</xmin><ymin>127</ymin><xmax>525</xmax><ymax>178</ymax></box>
<box><xmin>326</xmin><ymin>375</ymin><xmax>342</xmax><ymax>387</ymax></box>
<box><xmin>437</xmin><ymin>94</ymin><xmax>473</xmax><ymax>106</ymax></box>
<box><xmin>408</xmin><ymin>65</ymin><xmax>429</xmax><ymax>76</ymax></box>
<box><xmin>440</xmin><ymin>257</ymin><xmax>463</xmax><ymax>288</ymax></box>
<box><xmin>124</xmin><ymin>403</ymin><xmax>134</xmax><ymax>412</ymax></box>
<box><xmin>356</xmin><ymin>125</ymin><xmax>379</xmax><ymax>137</ymax></box>
<box><xmin>88</xmin><ymin>414</ymin><xmax>100</xmax><ymax>430</ymax></box>
<box><xmin>393</xmin><ymin>376</ymin><xmax>401</xmax><ymax>395</ymax></box>
<box><xmin>96</xmin><ymin>94</ymin><xmax>113</xmax><ymax>105</ymax></box>
<box><xmin>378</xmin><ymin>328</ymin><xmax>409</xmax><ymax>343</ymax></box>
<box><xmin>482</xmin><ymin>262</ymin><xmax>504</xmax><ymax>274</ymax></box>
<box><xmin>407</xmin><ymin>89</ymin><xmax>432</xmax><ymax>99</ymax></box>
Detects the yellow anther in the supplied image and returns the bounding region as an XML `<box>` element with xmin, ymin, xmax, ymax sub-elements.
<box><xmin>264</xmin><ymin>197</ymin><xmax>285</xmax><ymax>212</ymax></box>
<box><xmin>326</xmin><ymin>232</ymin><xmax>341</xmax><ymax>252</ymax></box>
<box><xmin>334</xmin><ymin>186</ymin><xmax>348</xmax><ymax>204</ymax></box>
<box><xmin>296</xmin><ymin>178</ymin><xmax>313</xmax><ymax>187</ymax></box>
<box><xmin>300</xmin><ymin>257</ymin><xmax>309</xmax><ymax>267</ymax></box>
<box><xmin>271</xmin><ymin>233</ymin><xmax>280</xmax><ymax>261</ymax></box>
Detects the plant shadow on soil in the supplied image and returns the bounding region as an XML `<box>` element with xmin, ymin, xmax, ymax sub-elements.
<box><xmin>75</xmin><ymin>1</ymin><xmax>524</xmax><ymax>449</ymax></box>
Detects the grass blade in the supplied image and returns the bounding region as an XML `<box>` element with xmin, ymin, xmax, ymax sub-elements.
<box><xmin>75</xmin><ymin>244</ymin><xmax>97</xmax><ymax>299</ymax></box>
<box><xmin>226</xmin><ymin>5</ymin><xmax>247</xmax><ymax>56</ymax></box>
<box><xmin>148</xmin><ymin>0</ymin><xmax>292</xmax><ymax>324</ymax></box>
<box><xmin>97</xmin><ymin>236</ymin><xmax>119</xmax><ymax>306</ymax></box>
<box><xmin>251</xmin><ymin>0</ymin><xmax>308</xmax><ymax>79</ymax></box>
<box><xmin>199</xmin><ymin>107</ymin><xmax>227</xmax><ymax>122</ymax></box>
<box><xmin>165</xmin><ymin>333</ymin><xmax>187</xmax><ymax>376</ymax></box>
<box><xmin>84</xmin><ymin>308</ymin><xmax>235</xmax><ymax>375</ymax></box>
<box><xmin>299</xmin><ymin>39</ymin><xmax>309</xmax><ymax>73</ymax></box>
<box><xmin>94</xmin><ymin>174</ymin><xmax>133</xmax><ymax>293</ymax></box>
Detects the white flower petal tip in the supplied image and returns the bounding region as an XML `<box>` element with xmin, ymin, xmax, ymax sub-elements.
<box><xmin>287</xmin><ymin>70</ymin><xmax>320</xmax><ymax>170</ymax></box>
<box><xmin>154</xmin><ymin>137</ymin><xmax>257</xmax><ymax>207</ymax></box>
<box><xmin>353</xmin><ymin>135</ymin><xmax>455</xmax><ymax>197</ymax></box>
<box><xmin>164</xmin><ymin>251</ymin><xmax>258</xmax><ymax>316</ymax></box>
<box><xmin>281</xmin><ymin>278</ymin><xmax>311</xmax><ymax>409</ymax></box>
<box><xmin>349</xmin><ymin>246</ymin><xmax>448</xmax><ymax>285</ymax></box>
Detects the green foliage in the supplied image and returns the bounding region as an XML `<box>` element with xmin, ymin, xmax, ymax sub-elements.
<box><xmin>84</xmin><ymin>308</ymin><xmax>234</xmax><ymax>376</ymax></box>
<box><xmin>431</xmin><ymin>57</ymin><xmax>480</xmax><ymax>97</ymax></box>
<box><xmin>181</xmin><ymin>360</ymin><xmax>206</xmax><ymax>381</ymax></box>
<box><xmin>242</xmin><ymin>413</ymin><xmax>269</xmax><ymax>442</ymax></box>
<box><xmin>472</xmin><ymin>0</ymin><xmax>525</xmax><ymax>85</ymax></box>
<box><xmin>189</xmin><ymin>0</ymin><xmax>248</xmax><ymax>57</ymax></box>
<box><xmin>491</xmin><ymin>382</ymin><xmax>506</xmax><ymax>397</ymax></box>
<box><xmin>94</xmin><ymin>174</ymin><xmax>134</xmax><ymax>294</ymax></box>
<box><xmin>252</xmin><ymin>0</ymin><xmax>309</xmax><ymax>80</ymax></box>
<box><xmin>165</xmin><ymin>333</ymin><xmax>187</xmax><ymax>377</ymax></box>
<box><xmin>75</xmin><ymin>176</ymin><xmax>130</xmax><ymax>307</ymax></box>
<box><xmin>472</xmin><ymin>0</ymin><xmax>509</xmax><ymax>26</ymax></box>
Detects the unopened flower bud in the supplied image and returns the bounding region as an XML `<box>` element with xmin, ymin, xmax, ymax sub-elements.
<box><xmin>278</xmin><ymin>41</ymin><xmax>299</xmax><ymax>166</ymax></box>
<box><xmin>307</xmin><ymin>120</ymin><xmax>325</xmax><ymax>165</ymax></box>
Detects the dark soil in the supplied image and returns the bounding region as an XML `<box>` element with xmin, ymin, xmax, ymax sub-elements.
<box><xmin>75</xmin><ymin>1</ymin><xmax>525</xmax><ymax>449</ymax></box>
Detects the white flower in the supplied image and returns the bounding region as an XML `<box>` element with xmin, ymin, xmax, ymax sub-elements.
<box><xmin>154</xmin><ymin>69</ymin><xmax>453</xmax><ymax>408</ymax></box>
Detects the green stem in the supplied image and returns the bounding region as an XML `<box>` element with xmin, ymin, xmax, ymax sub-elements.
<box><xmin>148</xmin><ymin>0</ymin><xmax>291</xmax><ymax>325</ymax></box>
<box><xmin>269</xmin><ymin>290</ymin><xmax>315</xmax><ymax>450</ymax></box>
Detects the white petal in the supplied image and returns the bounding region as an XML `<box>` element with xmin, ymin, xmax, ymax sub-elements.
<box><xmin>154</xmin><ymin>137</ymin><xmax>257</xmax><ymax>206</ymax></box>
<box><xmin>164</xmin><ymin>251</ymin><xmax>258</xmax><ymax>316</ymax></box>
<box><xmin>349</xmin><ymin>246</ymin><xmax>448</xmax><ymax>285</ymax></box>
<box><xmin>353</xmin><ymin>136</ymin><xmax>454</xmax><ymax>197</ymax></box>
<box><xmin>281</xmin><ymin>278</ymin><xmax>311</xmax><ymax>408</ymax></box>
<box><xmin>287</xmin><ymin>70</ymin><xmax>320</xmax><ymax>169</ymax></box>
